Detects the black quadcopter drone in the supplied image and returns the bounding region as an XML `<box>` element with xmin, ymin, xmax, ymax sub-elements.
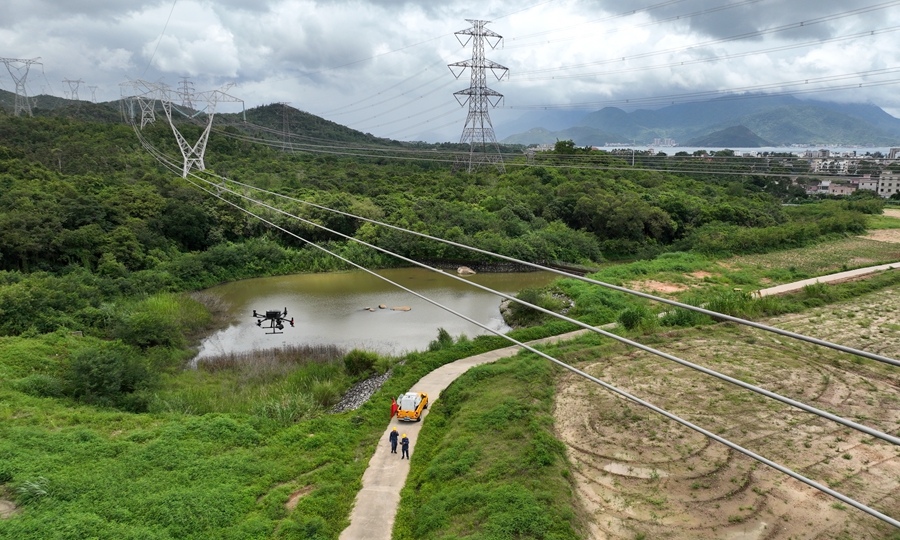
<box><xmin>252</xmin><ymin>308</ymin><xmax>294</xmax><ymax>334</ymax></box>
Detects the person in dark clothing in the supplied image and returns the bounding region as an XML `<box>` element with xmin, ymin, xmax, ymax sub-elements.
<box><xmin>389</xmin><ymin>427</ymin><xmax>399</xmax><ymax>453</ymax></box>
<box><xmin>400</xmin><ymin>433</ymin><xmax>410</xmax><ymax>459</ymax></box>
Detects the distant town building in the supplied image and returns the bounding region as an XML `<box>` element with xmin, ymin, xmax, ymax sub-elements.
<box><xmin>858</xmin><ymin>175</ymin><xmax>878</xmax><ymax>192</ymax></box>
<box><xmin>889</xmin><ymin>148</ymin><xmax>900</xmax><ymax>160</ymax></box>
<box><xmin>879</xmin><ymin>170</ymin><xmax>900</xmax><ymax>198</ymax></box>
<box><xmin>828</xmin><ymin>183</ymin><xmax>857</xmax><ymax>196</ymax></box>
<box><xmin>652</xmin><ymin>137</ymin><xmax>676</xmax><ymax>147</ymax></box>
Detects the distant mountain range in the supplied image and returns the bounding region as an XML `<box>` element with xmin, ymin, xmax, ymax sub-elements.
<box><xmin>498</xmin><ymin>95</ymin><xmax>900</xmax><ymax>147</ymax></box>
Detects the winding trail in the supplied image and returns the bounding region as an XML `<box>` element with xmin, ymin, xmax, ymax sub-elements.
<box><xmin>339</xmin><ymin>261</ymin><xmax>900</xmax><ymax>539</ymax></box>
<box><xmin>338</xmin><ymin>330</ymin><xmax>589</xmax><ymax>540</ymax></box>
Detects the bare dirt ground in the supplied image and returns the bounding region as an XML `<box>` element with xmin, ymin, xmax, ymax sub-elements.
<box><xmin>862</xmin><ymin>229</ymin><xmax>900</xmax><ymax>244</ymax></box>
<box><xmin>628</xmin><ymin>280</ymin><xmax>689</xmax><ymax>294</ymax></box>
<box><xmin>554</xmin><ymin>287</ymin><xmax>900</xmax><ymax>539</ymax></box>
<box><xmin>0</xmin><ymin>498</ymin><xmax>16</xmax><ymax>519</ymax></box>
<box><xmin>882</xmin><ymin>209</ymin><xmax>900</xmax><ymax>219</ymax></box>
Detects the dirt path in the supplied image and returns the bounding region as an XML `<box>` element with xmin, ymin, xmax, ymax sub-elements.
<box><xmin>757</xmin><ymin>262</ymin><xmax>900</xmax><ymax>296</ymax></box>
<box><xmin>339</xmin><ymin>329</ymin><xmax>593</xmax><ymax>540</ymax></box>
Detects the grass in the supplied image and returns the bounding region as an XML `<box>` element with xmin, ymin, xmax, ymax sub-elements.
<box><xmin>866</xmin><ymin>215</ymin><xmax>900</xmax><ymax>230</ymax></box>
<box><xmin>0</xmin><ymin>319</ymin><xmax>578</xmax><ymax>539</ymax></box>
<box><xmin>393</xmin><ymin>352</ymin><xmax>582</xmax><ymax>540</ymax></box>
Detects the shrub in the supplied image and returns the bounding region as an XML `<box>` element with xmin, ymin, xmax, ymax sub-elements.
<box><xmin>65</xmin><ymin>343</ymin><xmax>156</xmax><ymax>410</ymax></box>
<box><xmin>506</xmin><ymin>288</ymin><xmax>566</xmax><ymax>327</ymax></box>
<box><xmin>428</xmin><ymin>327</ymin><xmax>454</xmax><ymax>351</ymax></box>
<box><xmin>342</xmin><ymin>349</ymin><xmax>378</xmax><ymax>376</ymax></box>
<box><xmin>9</xmin><ymin>374</ymin><xmax>66</xmax><ymax>398</ymax></box>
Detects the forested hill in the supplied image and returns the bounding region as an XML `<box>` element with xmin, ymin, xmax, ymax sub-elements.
<box><xmin>0</xmin><ymin>89</ymin><xmax>390</xmax><ymax>145</ymax></box>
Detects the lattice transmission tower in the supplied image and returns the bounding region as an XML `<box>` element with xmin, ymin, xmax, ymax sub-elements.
<box><xmin>178</xmin><ymin>77</ymin><xmax>195</xmax><ymax>110</ymax></box>
<box><xmin>88</xmin><ymin>85</ymin><xmax>98</xmax><ymax>103</ymax></box>
<box><xmin>448</xmin><ymin>19</ymin><xmax>508</xmax><ymax>173</ymax></box>
<box><xmin>62</xmin><ymin>78</ymin><xmax>84</xmax><ymax>101</ymax></box>
<box><xmin>121</xmin><ymin>79</ymin><xmax>244</xmax><ymax>177</ymax></box>
<box><xmin>1</xmin><ymin>57</ymin><xmax>42</xmax><ymax>116</ymax></box>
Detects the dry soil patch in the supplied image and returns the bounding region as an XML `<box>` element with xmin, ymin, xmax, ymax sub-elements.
<box><xmin>882</xmin><ymin>208</ymin><xmax>900</xmax><ymax>219</ymax></box>
<box><xmin>555</xmin><ymin>288</ymin><xmax>900</xmax><ymax>539</ymax></box>
<box><xmin>629</xmin><ymin>280</ymin><xmax>688</xmax><ymax>294</ymax></box>
<box><xmin>0</xmin><ymin>499</ymin><xmax>17</xmax><ymax>519</ymax></box>
<box><xmin>861</xmin><ymin>229</ymin><xmax>900</xmax><ymax>244</ymax></box>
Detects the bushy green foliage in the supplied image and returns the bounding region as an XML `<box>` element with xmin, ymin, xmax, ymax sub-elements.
<box><xmin>66</xmin><ymin>342</ymin><xmax>155</xmax><ymax>411</ymax></box>
<box><xmin>616</xmin><ymin>304</ymin><xmax>658</xmax><ymax>332</ymax></box>
<box><xmin>506</xmin><ymin>287</ymin><xmax>567</xmax><ymax>327</ymax></box>
<box><xmin>342</xmin><ymin>349</ymin><xmax>378</xmax><ymax>376</ymax></box>
<box><xmin>427</xmin><ymin>327</ymin><xmax>454</xmax><ymax>351</ymax></box>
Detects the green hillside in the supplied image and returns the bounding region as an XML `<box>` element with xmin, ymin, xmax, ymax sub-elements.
<box><xmin>739</xmin><ymin>104</ymin><xmax>898</xmax><ymax>145</ymax></box>
<box><xmin>685</xmin><ymin>125</ymin><xmax>774</xmax><ymax>147</ymax></box>
<box><xmin>501</xmin><ymin>94</ymin><xmax>900</xmax><ymax>146</ymax></box>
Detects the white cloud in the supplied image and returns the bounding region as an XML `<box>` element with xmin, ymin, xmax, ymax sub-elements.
<box><xmin>0</xmin><ymin>0</ymin><xmax>897</xmax><ymax>139</ymax></box>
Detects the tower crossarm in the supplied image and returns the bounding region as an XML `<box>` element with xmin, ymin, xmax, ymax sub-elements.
<box><xmin>448</xmin><ymin>59</ymin><xmax>508</xmax><ymax>80</ymax></box>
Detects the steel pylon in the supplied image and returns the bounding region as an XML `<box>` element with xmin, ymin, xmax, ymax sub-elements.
<box><xmin>62</xmin><ymin>78</ymin><xmax>84</xmax><ymax>101</ymax></box>
<box><xmin>448</xmin><ymin>20</ymin><xmax>508</xmax><ymax>173</ymax></box>
<box><xmin>120</xmin><ymin>79</ymin><xmax>244</xmax><ymax>177</ymax></box>
<box><xmin>1</xmin><ymin>57</ymin><xmax>42</xmax><ymax>116</ymax></box>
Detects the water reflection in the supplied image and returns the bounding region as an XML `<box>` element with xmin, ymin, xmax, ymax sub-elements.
<box><xmin>197</xmin><ymin>268</ymin><xmax>558</xmax><ymax>357</ymax></box>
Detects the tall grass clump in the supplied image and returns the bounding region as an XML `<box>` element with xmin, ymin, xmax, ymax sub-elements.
<box><xmin>343</xmin><ymin>348</ymin><xmax>379</xmax><ymax>376</ymax></box>
<box><xmin>428</xmin><ymin>327</ymin><xmax>454</xmax><ymax>351</ymax></box>
<box><xmin>113</xmin><ymin>293</ymin><xmax>211</xmax><ymax>349</ymax></box>
<box><xmin>617</xmin><ymin>304</ymin><xmax>658</xmax><ymax>332</ymax></box>
<box><xmin>660</xmin><ymin>306</ymin><xmax>712</xmax><ymax>327</ymax></box>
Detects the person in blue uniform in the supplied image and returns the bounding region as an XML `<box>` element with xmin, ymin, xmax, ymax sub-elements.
<box><xmin>400</xmin><ymin>433</ymin><xmax>410</xmax><ymax>459</ymax></box>
<box><xmin>389</xmin><ymin>427</ymin><xmax>399</xmax><ymax>453</ymax></box>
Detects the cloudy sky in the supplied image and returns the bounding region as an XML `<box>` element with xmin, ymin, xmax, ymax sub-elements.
<box><xmin>2</xmin><ymin>0</ymin><xmax>900</xmax><ymax>141</ymax></box>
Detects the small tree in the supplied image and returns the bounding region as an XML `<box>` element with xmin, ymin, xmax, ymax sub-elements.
<box><xmin>553</xmin><ymin>139</ymin><xmax>577</xmax><ymax>154</ymax></box>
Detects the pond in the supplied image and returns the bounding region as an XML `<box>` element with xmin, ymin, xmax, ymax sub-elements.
<box><xmin>197</xmin><ymin>267</ymin><xmax>559</xmax><ymax>357</ymax></box>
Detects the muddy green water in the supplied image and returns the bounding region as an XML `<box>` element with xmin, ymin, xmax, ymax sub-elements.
<box><xmin>197</xmin><ymin>268</ymin><xmax>558</xmax><ymax>357</ymax></box>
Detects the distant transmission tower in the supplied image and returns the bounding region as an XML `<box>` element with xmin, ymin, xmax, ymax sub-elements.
<box><xmin>88</xmin><ymin>85</ymin><xmax>98</xmax><ymax>103</ymax></box>
<box><xmin>280</xmin><ymin>102</ymin><xmax>293</xmax><ymax>152</ymax></box>
<box><xmin>62</xmin><ymin>78</ymin><xmax>84</xmax><ymax>101</ymax></box>
<box><xmin>1</xmin><ymin>57</ymin><xmax>42</xmax><ymax>116</ymax></box>
<box><xmin>178</xmin><ymin>77</ymin><xmax>195</xmax><ymax>110</ymax></box>
<box><xmin>448</xmin><ymin>19</ymin><xmax>508</xmax><ymax>173</ymax></box>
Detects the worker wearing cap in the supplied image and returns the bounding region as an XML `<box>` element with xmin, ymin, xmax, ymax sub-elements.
<box><xmin>400</xmin><ymin>433</ymin><xmax>410</xmax><ymax>459</ymax></box>
<box><xmin>388</xmin><ymin>427</ymin><xmax>399</xmax><ymax>453</ymax></box>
